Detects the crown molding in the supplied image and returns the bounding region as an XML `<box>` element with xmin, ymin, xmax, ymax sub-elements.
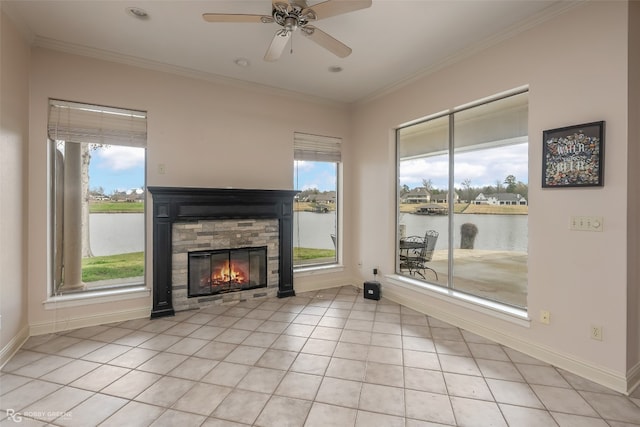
<box><xmin>355</xmin><ymin>1</ymin><xmax>586</xmax><ymax>106</ymax></box>
<box><xmin>32</xmin><ymin>36</ymin><xmax>347</xmax><ymax>109</ymax></box>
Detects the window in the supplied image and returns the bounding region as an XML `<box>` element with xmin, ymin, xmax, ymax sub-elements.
<box><xmin>48</xmin><ymin>100</ymin><xmax>147</xmax><ymax>295</ymax></box>
<box><xmin>397</xmin><ymin>91</ymin><xmax>528</xmax><ymax>309</ymax></box>
<box><xmin>293</xmin><ymin>132</ymin><xmax>341</xmax><ymax>268</ymax></box>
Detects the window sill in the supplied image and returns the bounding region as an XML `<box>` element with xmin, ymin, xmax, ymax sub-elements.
<box><xmin>386</xmin><ymin>274</ymin><xmax>530</xmax><ymax>327</ymax></box>
<box><xmin>294</xmin><ymin>264</ymin><xmax>344</xmax><ymax>277</ymax></box>
<box><xmin>43</xmin><ymin>285</ymin><xmax>150</xmax><ymax>310</ymax></box>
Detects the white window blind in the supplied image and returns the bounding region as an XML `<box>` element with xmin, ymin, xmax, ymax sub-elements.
<box><xmin>48</xmin><ymin>99</ymin><xmax>147</xmax><ymax>147</ymax></box>
<box><xmin>294</xmin><ymin>132</ymin><xmax>341</xmax><ymax>162</ymax></box>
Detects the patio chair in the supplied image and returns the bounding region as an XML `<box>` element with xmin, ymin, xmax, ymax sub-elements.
<box><xmin>399</xmin><ymin>230</ymin><xmax>439</xmax><ymax>280</ymax></box>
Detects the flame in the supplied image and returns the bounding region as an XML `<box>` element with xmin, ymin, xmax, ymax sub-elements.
<box><xmin>211</xmin><ymin>260</ymin><xmax>246</xmax><ymax>284</ymax></box>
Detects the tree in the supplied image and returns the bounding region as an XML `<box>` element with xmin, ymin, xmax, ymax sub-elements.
<box><xmin>504</xmin><ymin>175</ymin><xmax>517</xmax><ymax>193</ymax></box>
<box><xmin>461</xmin><ymin>178</ymin><xmax>472</xmax><ymax>203</ymax></box>
<box><xmin>515</xmin><ymin>181</ymin><xmax>529</xmax><ymax>200</ymax></box>
<box><xmin>81</xmin><ymin>143</ymin><xmax>108</xmax><ymax>258</ymax></box>
<box><xmin>422</xmin><ymin>179</ymin><xmax>433</xmax><ymax>192</ymax></box>
<box><xmin>90</xmin><ymin>186</ymin><xmax>105</xmax><ymax>197</ymax></box>
<box><xmin>482</xmin><ymin>185</ymin><xmax>495</xmax><ymax>195</ymax></box>
<box><xmin>495</xmin><ymin>179</ymin><xmax>504</xmax><ymax>194</ymax></box>
<box><xmin>81</xmin><ymin>144</ymin><xmax>94</xmax><ymax>258</ymax></box>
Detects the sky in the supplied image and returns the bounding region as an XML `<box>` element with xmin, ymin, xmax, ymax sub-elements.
<box><xmin>294</xmin><ymin>161</ymin><xmax>337</xmax><ymax>192</ymax></box>
<box><xmin>89</xmin><ymin>145</ymin><xmax>145</xmax><ymax>195</ymax></box>
<box><xmin>88</xmin><ymin>144</ymin><xmax>525</xmax><ymax>195</ymax></box>
<box><xmin>400</xmin><ymin>143</ymin><xmax>528</xmax><ymax>190</ymax></box>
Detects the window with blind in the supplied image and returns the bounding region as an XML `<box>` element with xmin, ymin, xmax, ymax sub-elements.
<box><xmin>293</xmin><ymin>132</ymin><xmax>341</xmax><ymax>268</ymax></box>
<box><xmin>48</xmin><ymin>99</ymin><xmax>147</xmax><ymax>295</ymax></box>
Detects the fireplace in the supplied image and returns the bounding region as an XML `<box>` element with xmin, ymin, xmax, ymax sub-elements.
<box><xmin>189</xmin><ymin>246</ymin><xmax>267</xmax><ymax>297</ymax></box>
<box><xmin>148</xmin><ymin>187</ymin><xmax>298</xmax><ymax>318</ymax></box>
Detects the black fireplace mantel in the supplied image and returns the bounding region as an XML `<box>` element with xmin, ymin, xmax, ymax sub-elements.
<box><xmin>148</xmin><ymin>186</ymin><xmax>299</xmax><ymax>318</ymax></box>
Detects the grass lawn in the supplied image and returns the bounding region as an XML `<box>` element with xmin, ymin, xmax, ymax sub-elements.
<box><xmin>82</xmin><ymin>251</ymin><xmax>144</xmax><ymax>282</ymax></box>
<box><xmin>294</xmin><ymin>247</ymin><xmax>335</xmax><ymax>262</ymax></box>
<box><xmin>90</xmin><ymin>201</ymin><xmax>144</xmax><ymax>213</ymax></box>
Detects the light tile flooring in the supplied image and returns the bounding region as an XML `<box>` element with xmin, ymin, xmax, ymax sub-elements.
<box><xmin>2</xmin><ymin>285</ymin><xmax>640</xmax><ymax>426</ymax></box>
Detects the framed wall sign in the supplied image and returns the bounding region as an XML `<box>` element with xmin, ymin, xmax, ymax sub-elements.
<box><xmin>542</xmin><ymin>121</ymin><xmax>605</xmax><ymax>188</ymax></box>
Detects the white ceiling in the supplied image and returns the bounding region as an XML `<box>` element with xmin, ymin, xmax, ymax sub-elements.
<box><xmin>2</xmin><ymin>0</ymin><xmax>576</xmax><ymax>103</ymax></box>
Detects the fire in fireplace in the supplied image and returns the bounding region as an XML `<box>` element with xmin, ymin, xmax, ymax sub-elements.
<box><xmin>188</xmin><ymin>246</ymin><xmax>267</xmax><ymax>297</ymax></box>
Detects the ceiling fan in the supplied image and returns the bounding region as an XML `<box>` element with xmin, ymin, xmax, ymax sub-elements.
<box><xmin>203</xmin><ymin>0</ymin><xmax>372</xmax><ymax>62</ymax></box>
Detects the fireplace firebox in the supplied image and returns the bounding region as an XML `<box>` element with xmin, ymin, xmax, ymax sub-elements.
<box><xmin>189</xmin><ymin>246</ymin><xmax>267</xmax><ymax>297</ymax></box>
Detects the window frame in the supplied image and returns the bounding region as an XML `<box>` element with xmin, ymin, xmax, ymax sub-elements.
<box><xmin>47</xmin><ymin>99</ymin><xmax>148</xmax><ymax>300</ymax></box>
<box><xmin>293</xmin><ymin>132</ymin><xmax>342</xmax><ymax>271</ymax></box>
<box><xmin>395</xmin><ymin>89</ymin><xmax>529</xmax><ymax>310</ymax></box>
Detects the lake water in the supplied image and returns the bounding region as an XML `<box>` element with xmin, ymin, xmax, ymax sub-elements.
<box><xmin>90</xmin><ymin>213</ymin><xmax>145</xmax><ymax>256</ymax></box>
<box><xmin>89</xmin><ymin>211</ymin><xmax>527</xmax><ymax>256</ymax></box>
<box><xmin>400</xmin><ymin>213</ymin><xmax>528</xmax><ymax>252</ymax></box>
<box><xmin>293</xmin><ymin>211</ymin><xmax>338</xmax><ymax>250</ymax></box>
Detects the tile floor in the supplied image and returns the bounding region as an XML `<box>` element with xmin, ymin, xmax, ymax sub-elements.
<box><xmin>2</xmin><ymin>285</ymin><xmax>639</xmax><ymax>426</ymax></box>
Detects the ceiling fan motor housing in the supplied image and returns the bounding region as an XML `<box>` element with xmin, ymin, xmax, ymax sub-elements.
<box><xmin>273</xmin><ymin>1</ymin><xmax>316</xmax><ymax>32</ymax></box>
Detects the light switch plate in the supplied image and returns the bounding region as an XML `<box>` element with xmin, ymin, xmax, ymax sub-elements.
<box><xmin>570</xmin><ymin>216</ymin><xmax>603</xmax><ymax>232</ymax></box>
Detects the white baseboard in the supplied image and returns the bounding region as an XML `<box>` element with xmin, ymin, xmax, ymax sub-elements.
<box><xmin>627</xmin><ymin>361</ymin><xmax>640</xmax><ymax>395</ymax></box>
<box><xmin>29</xmin><ymin>306</ymin><xmax>151</xmax><ymax>336</ymax></box>
<box><xmin>381</xmin><ymin>280</ymin><xmax>629</xmax><ymax>394</ymax></box>
<box><xmin>294</xmin><ymin>278</ymin><xmax>357</xmax><ymax>294</ymax></box>
<box><xmin>0</xmin><ymin>325</ymin><xmax>30</xmax><ymax>370</ymax></box>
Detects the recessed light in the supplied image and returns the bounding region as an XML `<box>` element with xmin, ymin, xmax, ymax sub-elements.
<box><xmin>126</xmin><ymin>7</ymin><xmax>149</xmax><ymax>20</ymax></box>
<box><xmin>328</xmin><ymin>66</ymin><xmax>343</xmax><ymax>73</ymax></box>
<box><xmin>234</xmin><ymin>58</ymin><xmax>251</xmax><ymax>67</ymax></box>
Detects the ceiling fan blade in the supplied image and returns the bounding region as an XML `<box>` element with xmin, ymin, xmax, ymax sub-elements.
<box><xmin>264</xmin><ymin>29</ymin><xmax>291</xmax><ymax>62</ymax></box>
<box><xmin>309</xmin><ymin>0</ymin><xmax>372</xmax><ymax>20</ymax></box>
<box><xmin>202</xmin><ymin>13</ymin><xmax>273</xmax><ymax>23</ymax></box>
<box><xmin>301</xmin><ymin>25</ymin><xmax>351</xmax><ymax>58</ymax></box>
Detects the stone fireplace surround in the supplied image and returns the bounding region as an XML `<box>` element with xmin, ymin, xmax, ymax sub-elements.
<box><xmin>148</xmin><ymin>187</ymin><xmax>298</xmax><ymax>318</ymax></box>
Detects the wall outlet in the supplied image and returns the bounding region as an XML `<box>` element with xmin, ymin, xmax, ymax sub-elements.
<box><xmin>591</xmin><ymin>325</ymin><xmax>603</xmax><ymax>341</ymax></box>
<box><xmin>540</xmin><ymin>310</ymin><xmax>550</xmax><ymax>324</ymax></box>
<box><xmin>373</xmin><ymin>268</ymin><xmax>378</xmax><ymax>275</ymax></box>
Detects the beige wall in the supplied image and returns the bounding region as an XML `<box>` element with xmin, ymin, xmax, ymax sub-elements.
<box><xmin>352</xmin><ymin>2</ymin><xmax>636</xmax><ymax>392</ymax></box>
<box><xmin>26</xmin><ymin>48</ymin><xmax>352</xmax><ymax>330</ymax></box>
<box><xmin>0</xmin><ymin>10</ymin><xmax>30</xmax><ymax>361</ymax></box>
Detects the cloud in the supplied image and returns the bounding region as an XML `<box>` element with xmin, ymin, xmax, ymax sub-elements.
<box><xmin>400</xmin><ymin>158</ymin><xmax>449</xmax><ymax>189</ymax></box>
<box><xmin>401</xmin><ymin>143</ymin><xmax>528</xmax><ymax>189</ymax></box>
<box><xmin>294</xmin><ymin>160</ymin><xmax>315</xmax><ymax>171</ymax></box>
<box><xmin>94</xmin><ymin>145</ymin><xmax>145</xmax><ymax>171</ymax></box>
<box><xmin>295</xmin><ymin>161</ymin><xmax>336</xmax><ymax>192</ymax></box>
<box><xmin>301</xmin><ymin>183</ymin><xmax>319</xmax><ymax>191</ymax></box>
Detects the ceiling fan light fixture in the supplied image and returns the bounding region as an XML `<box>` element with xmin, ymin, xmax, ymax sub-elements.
<box><xmin>283</xmin><ymin>16</ymin><xmax>298</xmax><ymax>31</ymax></box>
<box><xmin>126</xmin><ymin>7</ymin><xmax>149</xmax><ymax>20</ymax></box>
